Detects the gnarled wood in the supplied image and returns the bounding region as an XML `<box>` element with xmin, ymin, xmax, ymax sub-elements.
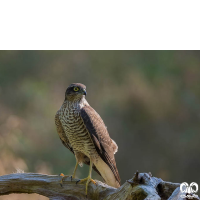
<box><xmin>0</xmin><ymin>172</ymin><xmax>197</xmax><ymax>200</ymax></box>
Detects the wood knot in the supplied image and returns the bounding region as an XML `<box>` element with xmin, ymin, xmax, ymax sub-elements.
<box><xmin>126</xmin><ymin>170</ymin><xmax>140</xmax><ymax>187</ymax></box>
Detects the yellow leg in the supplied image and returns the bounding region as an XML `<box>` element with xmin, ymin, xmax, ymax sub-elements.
<box><xmin>60</xmin><ymin>161</ymin><xmax>79</xmax><ymax>186</ymax></box>
<box><xmin>76</xmin><ymin>160</ymin><xmax>96</xmax><ymax>197</ymax></box>
<box><xmin>72</xmin><ymin>161</ymin><xmax>78</xmax><ymax>179</ymax></box>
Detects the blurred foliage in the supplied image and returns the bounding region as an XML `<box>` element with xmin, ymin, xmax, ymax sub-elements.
<box><xmin>0</xmin><ymin>51</ymin><xmax>200</xmax><ymax>199</ymax></box>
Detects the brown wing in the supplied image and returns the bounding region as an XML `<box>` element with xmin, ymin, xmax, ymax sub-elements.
<box><xmin>55</xmin><ymin>111</ymin><xmax>102</xmax><ymax>177</ymax></box>
<box><xmin>80</xmin><ymin>105</ymin><xmax>120</xmax><ymax>184</ymax></box>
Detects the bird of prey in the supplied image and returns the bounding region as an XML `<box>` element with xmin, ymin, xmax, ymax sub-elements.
<box><xmin>55</xmin><ymin>83</ymin><xmax>120</xmax><ymax>195</ymax></box>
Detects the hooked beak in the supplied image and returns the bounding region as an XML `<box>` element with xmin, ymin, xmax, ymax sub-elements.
<box><xmin>83</xmin><ymin>89</ymin><xmax>87</xmax><ymax>96</ymax></box>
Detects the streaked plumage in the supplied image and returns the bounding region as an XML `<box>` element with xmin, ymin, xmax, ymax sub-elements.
<box><xmin>55</xmin><ymin>83</ymin><xmax>120</xmax><ymax>190</ymax></box>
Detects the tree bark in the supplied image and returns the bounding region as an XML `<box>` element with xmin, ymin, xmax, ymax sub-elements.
<box><xmin>0</xmin><ymin>172</ymin><xmax>199</xmax><ymax>200</ymax></box>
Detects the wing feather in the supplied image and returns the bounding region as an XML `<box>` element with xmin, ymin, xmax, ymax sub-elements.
<box><xmin>80</xmin><ymin>105</ymin><xmax>120</xmax><ymax>184</ymax></box>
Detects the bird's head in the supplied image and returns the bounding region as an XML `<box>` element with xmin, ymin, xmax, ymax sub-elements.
<box><xmin>65</xmin><ymin>83</ymin><xmax>87</xmax><ymax>101</ymax></box>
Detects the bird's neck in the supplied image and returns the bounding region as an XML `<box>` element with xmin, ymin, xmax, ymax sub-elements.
<box><xmin>63</xmin><ymin>96</ymin><xmax>89</xmax><ymax>110</ymax></box>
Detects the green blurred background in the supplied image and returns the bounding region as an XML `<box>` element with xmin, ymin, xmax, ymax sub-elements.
<box><xmin>0</xmin><ymin>51</ymin><xmax>200</xmax><ymax>199</ymax></box>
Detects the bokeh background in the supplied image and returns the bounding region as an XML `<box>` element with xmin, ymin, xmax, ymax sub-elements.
<box><xmin>0</xmin><ymin>51</ymin><xmax>200</xmax><ymax>199</ymax></box>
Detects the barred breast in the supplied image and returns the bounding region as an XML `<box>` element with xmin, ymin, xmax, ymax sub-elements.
<box><xmin>59</xmin><ymin>102</ymin><xmax>96</xmax><ymax>159</ymax></box>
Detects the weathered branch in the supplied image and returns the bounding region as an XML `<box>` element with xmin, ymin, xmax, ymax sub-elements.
<box><xmin>0</xmin><ymin>172</ymin><xmax>197</xmax><ymax>200</ymax></box>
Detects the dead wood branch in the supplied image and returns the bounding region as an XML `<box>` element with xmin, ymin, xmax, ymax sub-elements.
<box><xmin>0</xmin><ymin>172</ymin><xmax>196</xmax><ymax>200</ymax></box>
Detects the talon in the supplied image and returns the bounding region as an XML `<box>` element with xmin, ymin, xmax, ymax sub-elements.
<box><xmin>76</xmin><ymin>176</ymin><xmax>96</xmax><ymax>196</ymax></box>
<box><xmin>59</xmin><ymin>174</ymin><xmax>70</xmax><ymax>186</ymax></box>
<box><xmin>77</xmin><ymin>177</ymin><xmax>96</xmax><ymax>185</ymax></box>
<box><xmin>90</xmin><ymin>179</ymin><xmax>96</xmax><ymax>185</ymax></box>
<box><xmin>76</xmin><ymin>180</ymin><xmax>80</xmax><ymax>185</ymax></box>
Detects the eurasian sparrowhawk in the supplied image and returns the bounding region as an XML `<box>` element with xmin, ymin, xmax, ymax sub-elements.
<box><xmin>55</xmin><ymin>83</ymin><xmax>120</xmax><ymax>195</ymax></box>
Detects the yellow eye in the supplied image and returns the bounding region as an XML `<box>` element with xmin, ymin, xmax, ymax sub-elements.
<box><xmin>73</xmin><ymin>87</ymin><xmax>79</xmax><ymax>92</ymax></box>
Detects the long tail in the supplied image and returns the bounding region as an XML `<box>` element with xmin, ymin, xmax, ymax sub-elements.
<box><xmin>94</xmin><ymin>157</ymin><xmax>120</xmax><ymax>188</ymax></box>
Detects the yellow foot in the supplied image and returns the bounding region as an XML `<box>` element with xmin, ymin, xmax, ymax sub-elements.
<box><xmin>59</xmin><ymin>173</ymin><xmax>75</xmax><ymax>187</ymax></box>
<box><xmin>76</xmin><ymin>176</ymin><xmax>96</xmax><ymax>197</ymax></box>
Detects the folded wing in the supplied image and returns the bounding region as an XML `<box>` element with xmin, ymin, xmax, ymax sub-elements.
<box><xmin>80</xmin><ymin>105</ymin><xmax>120</xmax><ymax>185</ymax></box>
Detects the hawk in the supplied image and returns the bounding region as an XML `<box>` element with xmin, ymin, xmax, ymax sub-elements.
<box><xmin>55</xmin><ymin>83</ymin><xmax>120</xmax><ymax>195</ymax></box>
